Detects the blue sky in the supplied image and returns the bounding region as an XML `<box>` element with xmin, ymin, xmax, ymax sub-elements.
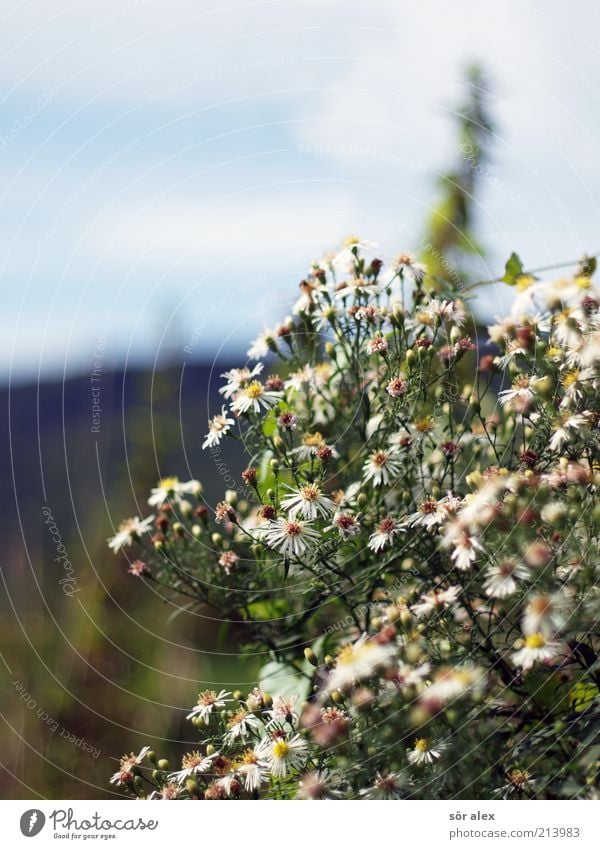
<box><xmin>1</xmin><ymin>0</ymin><xmax>599</xmax><ymax>382</ymax></box>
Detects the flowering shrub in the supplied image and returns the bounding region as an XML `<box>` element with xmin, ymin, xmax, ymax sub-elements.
<box><xmin>108</xmin><ymin>238</ymin><xmax>600</xmax><ymax>799</ymax></box>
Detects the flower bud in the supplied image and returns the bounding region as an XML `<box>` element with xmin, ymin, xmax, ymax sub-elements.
<box><xmin>146</xmin><ymin>750</ymin><xmax>157</xmax><ymax>765</ymax></box>
<box><xmin>225</xmin><ymin>489</ymin><xmax>238</xmax><ymax>506</ymax></box>
<box><xmin>331</xmin><ymin>690</ymin><xmax>343</xmax><ymax>704</ymax></box>
<box><xmin>172</xmin><ymin>522</ymin><xmax>184</xmax><ymax>537</ymax></box>
<box><xmin>303</xmin><ymin>647</ymin><xmax>319</xmax><ymax>667</ymax></box>
<box><xmin>325</xmin><ymin>341</ymin><xmax>336</xmax><ymax>357</ymax></box>
<box><xmin>273</xmin><ymin>435</ymin><xmax>284</xmax><ymax>450</ymax></box>
<box><xmin>211</xmin><ymin>533</ymin><xmax>223</xmax><ymax>547</ymax></box>
<box><xmin>206</xmin><ymin>744</ymin><xmax>216</xmax><ymax>756</ymax></box>
<box><xmin>469</xmin><ymin>395</ymin><xmax>480</xmax><ymax>412</ymax></box>
<box><xmin>262</xmin><ymin>692</ymin><xmax>273</xmax><ymax>709</ymax></box>
<box><xmin>270</xmin><ymin>459</ymin><xmax>279</xmax><ymax>471</ymax></box>
<box><xmin>356</xmin><ymin>493</ymin><xmax>368</xmax><ymax>509</ymax></box>
<box><xmin>186</xmin><ymin>779</ymin><xmax>199</xmax><ymax>796</ymax></box>
<box><xmin>157</xmin><ymin>759</ymin><xmax>170</xmax><ymax>770</ymax></box>
<box><xmin>192</xmin><ymin>524</ymin><xmax>202</xmax><ymax>537</ymax></box>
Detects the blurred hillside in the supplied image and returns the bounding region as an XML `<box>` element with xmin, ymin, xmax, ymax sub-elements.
<box><xmin>0</xmin><ymin>362</ymin><xmax>258</xmax><ymax>799</ymax></box>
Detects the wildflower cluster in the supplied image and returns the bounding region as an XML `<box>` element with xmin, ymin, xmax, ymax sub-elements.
<box><xmin>108</xmin><ymin>238</ymin><xmax>600</xmax><ymax>799</ymax></box>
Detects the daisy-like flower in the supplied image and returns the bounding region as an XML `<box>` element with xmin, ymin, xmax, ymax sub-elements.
<box><xmin>332</xmin><ymin>236</ymin><xmax>378</xmax><ymax>274</ymax></box>
<box><xmin>236</xmin><ymin>749</ymin><xmax>269</xmax><ymax>793</ymax></box>
<box><xmin>169</xmin><ymin>750</ymin><xmax>216</xmax><ymax>785</ymax></box>
<box><xmin>334</xmin><ymin>276</ymin><xmax>380</xmax><ymax>300</ymax></box>
<box><xmin>149</xmin><ymin>783</ymin><xmax>181</xmax><ymax>800</ymax></box>
<box><xmin>327</xmin><ymin>512</ymin><xmax>361</xmax><ymax>539</ymax></box>
<box><xmin>441</xmin><ymin>520</ymin><xmax>484</xmax><ymax>570</ymax></box>
<box><xmin>219</xmin><ymin>364</ymin><xmax>264</xmax><ymax>399</ymax></box>
<box><xmin>247</xmin><ymin>327</ymin><xmax>276</xmax><ymax>360</ymax></box>
<box><xmin>407</xmin><ymin>494</ymin><xmax>457</xmax><ymax>530</ymax></box>
<box><xmin>498</xmin><ymin>375</ymin><xmax>536</xmax><ymax>410</ymax></box>
<box><xmin>218</xmin><ymin>550</ymin><xmax>239</xmax><ymax>574</ymax></box>
<box><xmin>231</xmin><ymin>380</ymin><xmax>282</xmax><ymax>415</ymax></box>
<box><xmin>548</xmin><ymin>411</ymin><xmax>589</xmax><ymax>451</ymax></box>
<box><xmin>390</xmin><ymin>252</ymin><xmax>427</xmax><ymax>284</ymax></box>
<box><xmin>108</xmin><ymin>516</ymin><xmax>154</xmax><ymax>552</ymax></box>
<box><xmin>280</xmin><ymin>483</ymin><xmax>336</xmax><ymax>520</ymax></box>
<box><xmin>148</xmin><ymin>477</ymin><xmax>202</xmax><ymax>508</ymax></box>
<box><xmin>366</xmin><ymin>333</ymin><xmax>389</xmax><ymax>355</ymax></box>
<box><xmin>267</xmin><ymin>694</ymin><xmax>299</xmax><ymax>726</ymax></box>
<box><xmin>202</xmin><ymin>406</ymin><xmax>235</xmax><ymax>448</ymax></box>
<box><xmin>110</xmin><ymin>746</ymin><xmax>150</xmax><ymax>786</ymax></box>
<box><xmin>425</xmin><ymin>298</ymin><xmax>465</xmax><ymax>326</ymax></box>
<box><xmin>324</xmin><ymin>634</ymin><xmax>396</xmax><ymax>694</ymax></box>
<box><xmin>512</xmin><ymin>632</ymin><xmax>560</xmax><ymax>670</ymax></box>
<box><xmin>256</xmin><ymin>733</ymin><xmax>308</xmax><ymax>779</ymax></box>
<box><xmin>483</xmin><ymin>560</ymin><xmax>530</xmax><ymax>598</ymax></box>
<box><xmin>360</xmin><ymin>771</ymin><xmax>411</xmax><ymax>799</ymax></box>
<box><xmin>498</xmin><ymin>768</ymin><xmax>537</xmax><ymax>797</ymax></box>
<box><xmin>407</xmin><ymin>738</ymin><xmax>445</xmax><ymax>766</ymax></box>
<box><xmin>128</xmin><ymin>559</ymin><xmax>149</xmax><ymax>577</ymax></box>
<box><xmin>420</xmin><ymin>665</ymin><xmax>485</xmax><ymax>707</ymax></box>
<box><xmin>411</xmin><ymin>585</ymin><xmax>461</xmax><ymax>618</ymax></box>
<box><xmin>368</xmin><ymin>516</ymin><xmax>402</xmax><ymax>552</ymax></box>
<box><xmin>224</xmin><ymin>708</ymin><xmax>261</xmax><ymax>744</ymax></box>
<box><xmin>298</xmin><ymin>770</ymin><xmax>340</xmax><ymax>800</ymax></box>
<box><xmin>522</xmin><ymin>592</ymin><xmax>570</xmax><ymax>637</ymax></box>
<box><xmin>264</xmin><ymin>517</ymin><xmax>320</xmax><ymax>557</ymax></box>
<box><xmin>387</xmin><ymin>375</ymin><xmax>407</xmax><ymax>397</ymax></box>
<box><xmin>362</xmin><ymin>448</ymin><xmax>401</xmax><ymax>487</ymax></box>
<box><xmin>186</xmin><ymin>689</ymin><xmax>233</xmax><ymax>722</ymax></box>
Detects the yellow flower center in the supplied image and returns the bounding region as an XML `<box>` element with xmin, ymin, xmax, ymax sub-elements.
<box><xmin>301</xmin><ymin>484</ymin><xmax>321</xmax><ymax>501</ymax></box>
<box><xmin>525</xmin><ymin>633</ymin><xmax>546</xmax><ymax>649</ymax></box>
<box><xmin>272</xmin><ymin>740</ymin><xmax>290</xmax><ymax>759</ymax></box>
<box><xmin>245</xmin><ymin>381</ymin><xmax>264</xmax><ymax>399</ymax></box>
<box><xmin>414</xmin><ymin>738</ymin><xmax>429</xmax><ymax>752</ymax></box>
<box><xmin>303</xmin><ymin>432</ymin><xmax>324</xmax><ymax>447</ymax></box>
<box><xmin>158</xmin><ymin>476</ymin><xmax>179</xmax><ymax>490</ymax></box>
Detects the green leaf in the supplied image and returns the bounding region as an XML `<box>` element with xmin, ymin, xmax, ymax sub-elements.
<box><xmin>501</xmin><ymin>251</ymin><xmax>524</xmax><ymax>285</ymax></box>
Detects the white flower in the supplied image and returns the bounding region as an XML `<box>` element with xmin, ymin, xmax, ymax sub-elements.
<box><xmin>512</xmin><ymin>633</ymin><xmax>560</xmax><ymax>670</ymax></box>
<box><xmin>368</xmin><ymin>516</ymin><xmax>402</xmax><ymax>552</ymax></box>
<box><xmin>108</xmin><ymin>516</ymin><xmax>154</xmax><ymax>552</ymax></box>
<box><xmin>332</xmin><ymin>236</ymin><xmax>378</xmax><ymax>274</ymax></box>
<box><xmin>483</xmin><ymin>561</ymin><xmax>530</xmax><ymax>598</ymax></box>
<box><xmin>411</xmin><ymin>585</ymin><xmax>461</xmax><ymax>618</ymax></box>
<box><xmin>247</xmin><ymin>328</ymin><xmax>276</xmax><ymax>360</ymax></box>
<box><xmin>522</xmin><ymin>592</ymin><xmax>570</xmax><ymax>638</ymax></box>
<box><xmin>362</xmin><ymin>448</ymin><xmax>401</xmax><ymax>487</ymax></box>
<box><xmin>264</xmin><ymin>517</ymin><xmax>320</xmax><ymax>557</ymax></box>
<box><xmin>219</xmin><ymin>364</ymin><xmax>264</xmax><ymax>399</ymax></box>
<box><xmin>256</xmin><ymin>733</ymin><xmax>308</xmax><ymax>778</ymax></box>
<box><xmin>407</xmin><ymin>738</ymin><xmax>446</xmax><ymax>766</ymax></box>
<box><xmin>324</xmin><ymin>634</ymin><xmax>396</xmax><ymax>694</ymax></box>
<box><xmin>280</xmin><ymin>483</ymin><xmax>336</xmax><ymax>520</ymax></box>
<box><xmin>202</xmin><ymin>406</ymin><xmax>235</xmax><ymax>448</ymax></box>
<box><xmin>237</xmin><ymin>750</ymin><xmax>269</xmax><ymax>792</ymax></box>
<box><xmin>426</xmin><ymin>298</ymin><xmax>465</xmax><ymax>326</ymax></box>
<box><xmin>407</xmin><ymin>494</ymin><xmax>459</xmax><ymax>530</ymax></box>
<box><xmin>441</xmin><ymin>520</ymin><xmax>484</xmax><ymax>570</ymax></box>
<box><xmin>549</xmin><ymin>411</ymin><xmax>589</xmax><ymax>451</ymax></box>
<box><xmin>327</xmin><ymin>512</ymin><xmax>361</xmax><ymax>539</ymax></box>
<box><xmin>231</xmin><ymin>380</ymin><xmax>282</xmax><ymax>414</ymax></box>
<box><xmin>148</xmin><ymin>477</ymin><xmax>202</xmax><ymax>508</ymax></box>
<box><xmin>390</xmin><ymin>252</ymin><xmax>427</xmax><ymax>284</ymax></box>
<box><xmin>266</xmin><ymin>694</ymin><xmax>299</xmax><ymax>726</ymax></box>
<box><xmin>498</xmin><ymin>376</ymin><xmax>535</xmax><ymax>409</ymax></box>
<box><xmin>186</xmin><ymin>689</ymin><xmax>233</xmax><ymax>722</ymax></box>
<box><xmin>110</xmin><ymin>746</ymin><xmax>151</xmax><ymax>785</ymax></box>
<box><xmin>224</xmin><ymin>709</ymin><xmax>261</xmax><ymax>744</ymax></box>
<box><xmin>360</xmin><ymin>771</ymin><xmax>411</xmax><ymax>799</ymax></box>
<box><xmin>169</xmin><ymin>751</ymin><xmax>215</xmax><ymax>785</ymax></box>
<box><xmin>420</xmin><ymin>665</ymin><xmax>485</xmax><ymax>706</ymax></box>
